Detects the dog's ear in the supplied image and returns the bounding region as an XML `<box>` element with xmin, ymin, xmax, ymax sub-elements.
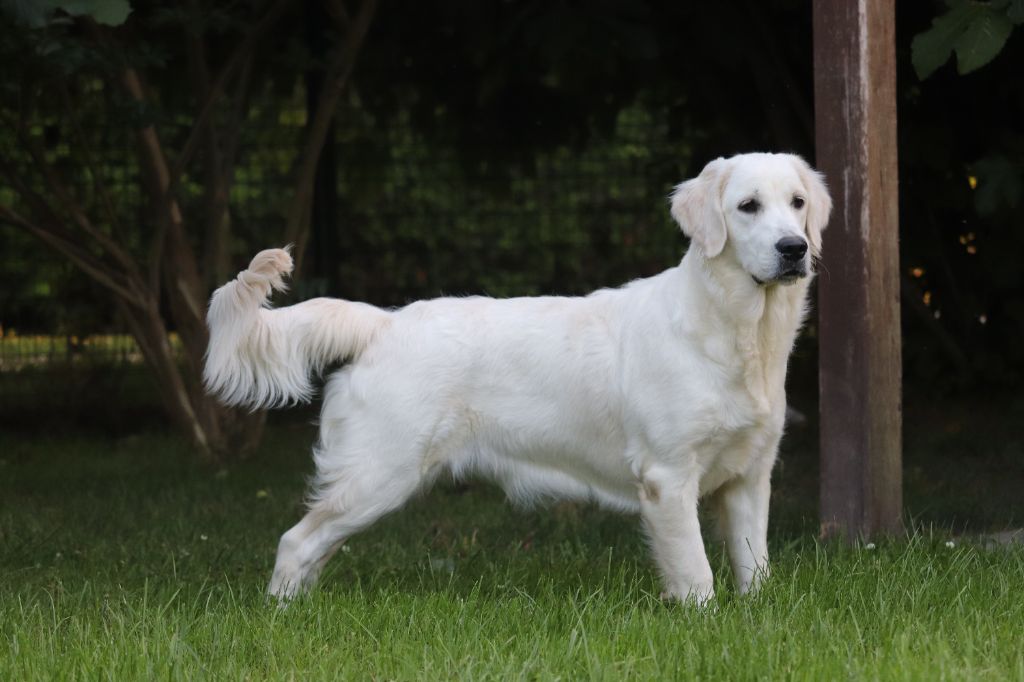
<box><xmin>790</xmin><ymin>155</ymin><xmax>832</xmax><ymax>258</ymax></box>
<box><xmin>670</xmin><ymin>157</ymin><xmax>731</xmax><ymax>258</ymax></box>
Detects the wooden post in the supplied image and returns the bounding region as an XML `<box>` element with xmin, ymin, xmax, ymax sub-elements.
<box><xmin>813</xmin><ymin>0</ymin><xmax>903</xmax><ymax>539</ymax></box>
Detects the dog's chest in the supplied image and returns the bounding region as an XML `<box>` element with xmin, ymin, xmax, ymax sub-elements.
<box><xmin>698</xmin><ymin>419</ymin><xmax>775</xmax><ymax>495</ymax></box>
<box><xmin>690</xmin><ymin>384</ymin><xmax>779</xmax><ymax>495</ymax></box>
<box><xmin>690</xmin><ymin>299</ymin><xmax>798</xmax><ymax>491</ymax></box>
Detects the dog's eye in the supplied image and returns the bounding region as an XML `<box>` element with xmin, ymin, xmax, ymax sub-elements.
<box><xmin>791</xmin><ymin>196</ymin><xmax>806</xmax><ymax>210</ymax></box>
<box><xmin>738</xmin><ymin>199</ymin><xmax>760</xmax><ymax>214</ymax></box>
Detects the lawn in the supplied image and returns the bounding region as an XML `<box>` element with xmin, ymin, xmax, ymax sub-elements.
<box><xmin>1</xmin><ymin>420</ymin><xmax>1023</xmax><ymax>680</ymax></box>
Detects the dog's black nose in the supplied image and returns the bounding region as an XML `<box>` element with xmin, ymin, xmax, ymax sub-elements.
<box><xmin>775</xmin><ymin>237</ymin><xmax>808</xmax><ymax>261</ymax></box>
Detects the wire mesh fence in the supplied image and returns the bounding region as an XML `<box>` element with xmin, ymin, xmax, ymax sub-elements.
<box><xmin>0</xmin><ymin>98</ymin><xmax>694</xmax><ymax>425</ymax></box>
<box><xmin>0</xmin><ymin>334</ymin><xmax>152</xmax><ymax>371</ymax></box>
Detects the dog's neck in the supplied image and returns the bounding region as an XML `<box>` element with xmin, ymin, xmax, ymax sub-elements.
<box><xmin>677</xmin><ymin>250</ymin><xmax>811</xmax><ymax>415</ymax></box>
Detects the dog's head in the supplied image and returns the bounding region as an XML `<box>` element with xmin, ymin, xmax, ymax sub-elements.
<box><xmin>670</xmin><ymin>153</ymin><xmax>832</xmax><ymax>285</ymax></box>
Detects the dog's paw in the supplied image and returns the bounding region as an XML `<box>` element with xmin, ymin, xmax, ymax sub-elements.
<box><xmin>267</xmin><ymin>573</ymin><xmax>303</xmax><ymax>607</ymax></box>
<box><xmin>660</xmin><ymin>585</ymin><xmax>716</xmax><ymax>609</ymax></box>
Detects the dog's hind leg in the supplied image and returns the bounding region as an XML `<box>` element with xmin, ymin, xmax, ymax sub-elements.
<box><xmin>267</xmin><ymin>463</ymin><xmax>424</xmax><ymax>601</ymax></box>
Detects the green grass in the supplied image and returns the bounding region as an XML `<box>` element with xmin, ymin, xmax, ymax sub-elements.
<box><xmin>1</xmin><ymin>426</ymin><xmax>1023</xmax><ymax>680</ymax></box>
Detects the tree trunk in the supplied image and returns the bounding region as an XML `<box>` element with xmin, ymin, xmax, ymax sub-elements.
<box><xmin>2</xmin><ymin>0</ymin><xmax>377</xmax><ymax>463</ymax></box>
<box><xmin>285</xmin><ymin>0</ymin><xmax>377</xmax><ymax>275</ymax></box>
<box><xmin>117</xmin><ymin>293</ymin><xmax>266</xmax><ymax>462</ymax></box>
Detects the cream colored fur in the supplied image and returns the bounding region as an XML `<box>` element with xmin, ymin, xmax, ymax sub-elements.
<box><xmin>203</xmin><ymin>152</ymin><xmax>831</xmax><ymax>605</ymax></box>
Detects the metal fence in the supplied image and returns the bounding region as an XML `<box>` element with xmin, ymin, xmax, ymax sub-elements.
<box><xmin>0</xmin><ymin>334</ymin><xmax>160</xmax><ymax>371</ymax></box>
<box><xmin>1</xmin><ymin>101</ymin><xmax>691</xmax><ymax>383</ymax></box>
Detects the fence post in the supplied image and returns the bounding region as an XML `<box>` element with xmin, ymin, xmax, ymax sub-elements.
<box><xmin>813</xmin><ymin>0</ymin><xmax>903</xmax><ymax>540</ymax></box>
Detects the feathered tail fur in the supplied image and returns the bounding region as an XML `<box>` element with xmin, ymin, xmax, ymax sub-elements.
<box><xmin>203</xmin><ymin>247</ymin><xmax>391</xmax><ymax>409</ymax></box>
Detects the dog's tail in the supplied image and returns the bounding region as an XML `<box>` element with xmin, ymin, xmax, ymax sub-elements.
<box><xmin>203</xmin><ymin>247</ymin><xmax>391</xmax><ymax>409</ymax></box>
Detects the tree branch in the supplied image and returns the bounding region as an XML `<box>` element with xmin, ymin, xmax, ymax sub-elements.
<box><xmin>2</xmin><ymin>111</ymin><xmax>143</xmax><ymax>281</ymax></box>
<box><xmin>56</xmin><ymin>82</ymin><xmax>127</xmax><ymax>245</ymax></box>
<box><xmin>167</xmin><ymin>0</ymin><xmax>293</xmax><ymax>188</ymax></box>
<box><xmin>285</xmin><ymin>0</ymin><xmax>378</xmax><ymax>272</ymax></box>
<box><xmin>183</xmin><ymin>2</ymin><xmax>235</xmax><ymax>287</ymax></box>
<box><xmin>222</xmin><ymin>50</ymin><xmax>255</xmax><ymax>175</ymax></box>
<box><xmin>325</xmin><ymin>0</ymin><xmax>352</xmax><ymax>30</ymax></box>
<box><xmin>104</xmin><ymin>0</ymin><xmax>292</xmax><ymax>291</ymax></box>
<box><xmin>117</xmin><ymin>67</ymin><xmax>187</xmax><ymax>294</ymax></box>
<box><xmin>0</xmin><ymin>204</ymin><xmax>147</xmax><ymax>308</ymax></box>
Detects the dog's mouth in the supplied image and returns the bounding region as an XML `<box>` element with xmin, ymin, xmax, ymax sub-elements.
<box><xmin>752</xmin><ymin>268</ymin><xmax>807</xmax><ymax>286</ymax></box>
<box><xmin>777</xmin><ymin>267</ymin><xmax>807</xmax><ymax>282</ymax></box>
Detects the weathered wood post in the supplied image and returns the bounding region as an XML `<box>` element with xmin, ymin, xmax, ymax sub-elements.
<box><xmin>812</xmin><ymin>0</ymin><xmax>903</xmax><ymax>539</ymax></box>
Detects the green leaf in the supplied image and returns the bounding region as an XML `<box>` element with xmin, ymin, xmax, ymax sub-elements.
<box><xmin>911</xmin><ymin>3</ymin><xmax>977</xmax><ymax>80</ymax></box>
<box><xmin>0</xmin><ymin>0</ymin><xmax>131</xmax><ymax>26</ymax></box>
<box><xmin>954</xmin><ymin>8</ymin><xmax>1014</xmax><ymax>73</ymax></box>
<box><xmin>55</xmin><ymin>0</ymin><xmax>132</xmax><ymax>26</ymax></box>
<box><xmin>912</xmin><ymin>2</ymin><xmax>1018</xmax><ymax>79</ymax></box>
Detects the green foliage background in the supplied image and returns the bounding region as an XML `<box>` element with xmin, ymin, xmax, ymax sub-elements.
<box><xmin>1</xmin><ymin>0</ymin><xmax>1023</xmax><ymax>392</ymax></box>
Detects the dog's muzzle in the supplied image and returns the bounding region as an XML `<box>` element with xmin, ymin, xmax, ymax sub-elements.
<box><xmin>753</xmin><ymin>237</ymin><xmax>810</xmax><ymax>285</ymax></box>
<box><xmin>774</xmin><ymin>236</ymin><xmax>809</xmax><ymax>282</ymax></box>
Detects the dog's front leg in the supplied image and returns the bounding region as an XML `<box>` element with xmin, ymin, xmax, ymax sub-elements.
<box><xmin>639</xmin><ymin>467</ymin><xmax>714</xmax><ymax>606</ymax></box>
<box><xmin>714</xmin><ymin>464</ymin><xmax>772</xmax><ymax>595</ymax></box>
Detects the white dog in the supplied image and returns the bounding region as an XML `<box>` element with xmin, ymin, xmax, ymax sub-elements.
<box><xmin>204</xmin><ymin>152</ymin><xmax>831</xmax><ymax>604</ymax></box>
